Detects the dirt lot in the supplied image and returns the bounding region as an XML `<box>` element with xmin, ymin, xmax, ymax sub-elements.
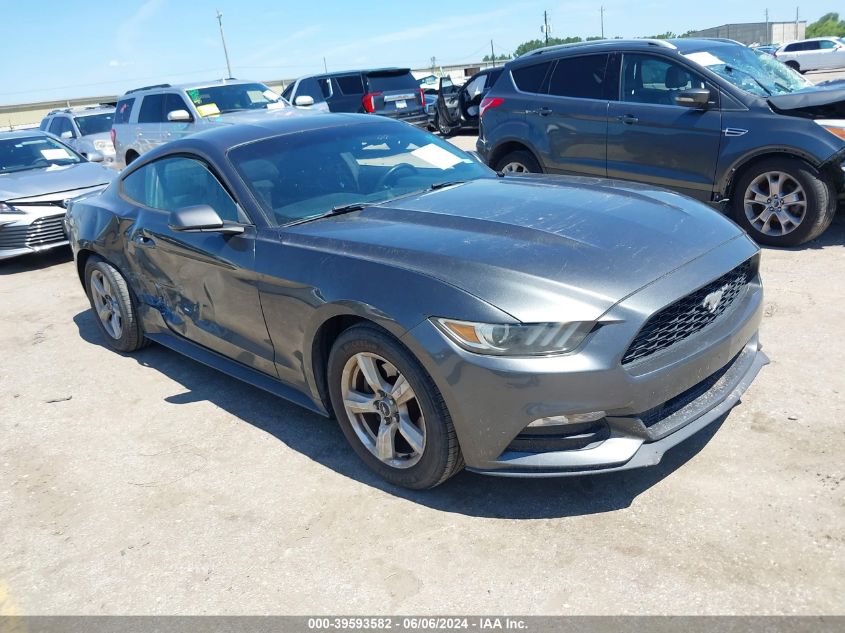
<box><xmin>1</xmin><ymin>133</ymin><xmax>844</xmax><ymax>615</ymax></box>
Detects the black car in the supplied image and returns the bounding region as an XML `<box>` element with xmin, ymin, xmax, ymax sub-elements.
<box><xmin>477</xmin><ymin>38</ymin><xmax>845</xmax><ymax>246</ymax></box>
<box><xmin>282</xmin><ymin>68</ymin><xmax>427</xmax><ymax>127</ymax></box>
<box><xmin>434</xmin><ymin>67</ymin><xmax>503</xmax><ymax>136</ymax></box>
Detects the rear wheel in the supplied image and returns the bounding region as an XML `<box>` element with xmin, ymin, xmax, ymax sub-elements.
<box><xmin>125</xmin><ymin>150</ymin><xmax>139</xmax><ymax>166</ymax></box>
<box><xmin>435</xmin><ymin>113</ymin><xmax>456</xmax><ymax>137</ymax></box>
<box><xmin>730</xmin><ymin>157</ymin><xmax>836</xmax><ymax>247</ymax></box>
<box><xmin>84</xmin><ymin>257</ymin><xmax>147</xmax><ymax>352</ymax></box>
<box><xmin>495</xmin><ymin>149</ymin><xmax>542</xmax><ymax>174</ymax></box>
<box><xmin>327</xmin><ymin>324</ymin><xmax>463</xmax><ymax>489</ymax></box>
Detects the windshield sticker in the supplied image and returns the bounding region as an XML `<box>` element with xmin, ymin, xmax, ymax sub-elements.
<box><xmin>684</xmin><ymin>51</ymin><xmax>725</xmax><ymax>67</ymax></box>
<box><xmin>41</xmin><ymin>148</ymin><xmax>73</xmax><ymax>160</ymax></box>
<box><xmin>187</xmin><ymin>89</ymin><xmax>202</xmax><ymax>104</ymax></box>
<box><xmin>410</xmin><ymin>143</ymin><xmax>462</xmax><ymax>170</ymax></box>
<box><xmin>196</xmin><ymin>103</ymin><xmax>220</xmax><ymax>117</ymax></box>
<box><xmin>263</xmin><ymin>89</ymin><xmax>280</xmax><ymax>101</ymax></box>
<box><xmin>246</xmin><ymin>90</ymin><xmax>267</xmax><ymax>104</ymax></box>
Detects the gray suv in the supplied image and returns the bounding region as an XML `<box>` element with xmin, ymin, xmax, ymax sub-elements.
<box><xmin>39</xmin><ymin>106</ymin><xmax>117</xmax><ymax>167</ymax></box>
<box><xmin>111</xmin><ymin>79</ymin><xmax>292</xmax><ymax>168</ymax></box>
<box><xmin>477</xmin><ymin>38</ymin><xmax>845</xmax><ymax>246</ymax></box>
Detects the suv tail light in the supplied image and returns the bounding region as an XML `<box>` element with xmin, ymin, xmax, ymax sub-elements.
<box><xmin>362</xmin><ymin>92</ymin><xmax>382</xmax><ymax>113</ymax></box>
<box><xmin>419</xmin><ymin>87</ymin><xmax>425</xmax><ymax>107</ymax></box>
<box><xmin>480</xmin><ymin>97</ymin><xmax>504</xmax><ymax>118</ymax></box>
<box><xmin>110</xmin><ymin>128</ymin><xmax>116</xmax><ymax>147</ymax></box>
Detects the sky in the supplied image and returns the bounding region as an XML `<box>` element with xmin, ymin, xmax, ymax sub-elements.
<box><xmin>0</xmin><ymin>0</ymin><xmax>835</xmax><ymax>106</ymax></box>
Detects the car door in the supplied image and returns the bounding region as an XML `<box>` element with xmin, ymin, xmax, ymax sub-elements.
<box><xmin>530</xmin><ymin>53</ymin><xmax>613</xmax><ymax>177</ymax></box>
<box><xmin>436</xmin><ymin>76</ymin><xmax>462</xmax><ymax>127</ymax></box>
<box><xmin>120</xmin><ymin>154</ymin><xmax>276</xmax><ymax>376</ymax></box>
<box><xmin>606</xmin><ymin>53</ymin><xmax>722</xmax><ymax>202</ymax></box>
<box><xmin>799</xmin><ymin>41</ymin><xmax>822</xmax><ymax>70</ymax></box>
<box><xmin>135</xmin><ymin>93</ymin><xmax>166</xmax><ymax>153</ymax></box>
<box><xmin>161</xmin><ymin>92</ymin><xmax>196</xmax><ymax>144</ymax></box>
<box><xmin>817</xmin><ymin>39</ymin><xmax>842</xmax><ymax>69</ymax></box>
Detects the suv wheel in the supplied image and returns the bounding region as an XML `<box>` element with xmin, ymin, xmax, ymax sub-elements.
<box><xmin>327</xmin><ymin>324</ymin><xmax>463</xmax><ymax>489</ymax></box>
<box><xmin>495</xmin><ymin>150</ymin><xmax>542</xmax><ymax>174</ymax></box>
<box><xmin>730</xmin><ymin>157</ymin><xmax>836</xmax><ymax>247</ymax></box>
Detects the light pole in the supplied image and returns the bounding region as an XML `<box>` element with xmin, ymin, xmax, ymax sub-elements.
<box><xmin>601</xmin><ymin>6</ymin><xmax>605</xmax><ymax>38</ymax></box>
<box><xmin>216</xmin><ymin>9</ymin><xmax>233</xmax><ymax>78</ymax></box>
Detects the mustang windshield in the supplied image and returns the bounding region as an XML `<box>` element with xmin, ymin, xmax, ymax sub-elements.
<box><xmin>230</xmin><ymin>121</ymin><xmax>494</xmax><ymax>226</ymax></box>
<box><xmin>684</xmin><ymin>47</ymin><xmax>814</xmax><ymax>96</ymax></box>
<box><xmin>0</xmin><ymin>135</ymin><xmax>82</xmax><ymax>173</ymax></box>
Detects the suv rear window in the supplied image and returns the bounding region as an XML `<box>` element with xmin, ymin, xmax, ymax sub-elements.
<box><xmin>512</xmin><ymin>62</ymin><xmax>552</xmax><ymax>93</ymax></box>
<box><xmin>114</xmin><ymin>98</ymin><xmax>135</xmax><ymax>124</ymax></box>
<box><xmin>548</xmin><ymin>54</ymin><xmax>610</xmax><ymax>99</ymax></box>
<box><xmin>365</xmin><ymin>72</ymin><xmax>417</xmax><ymax>92</ymax></box>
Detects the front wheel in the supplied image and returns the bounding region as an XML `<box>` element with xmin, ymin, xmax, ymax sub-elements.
<box><xmin>730</xmin><ymin>157</ymin><xmax>836</xmax><ymax>247</ymax></box>
<box><xmin>327</xmin><ymin>324</ymin><xmax>463</xmax><ymax>489</ymax></box>
<box><xmin>495</xmin><ymin>149</ymin><xmax>542</xmax><ymax>174</ymax></box>
<box><xmin>435</xmin><ymin>112</ymin><xmax>455</xmax><ymax>137</ymax></box>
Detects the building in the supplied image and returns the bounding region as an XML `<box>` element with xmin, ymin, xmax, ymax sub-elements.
<box><xmin>688</xmin><ymin>21</ymin><xmax>806</xmax><ymax>46</ymax></box>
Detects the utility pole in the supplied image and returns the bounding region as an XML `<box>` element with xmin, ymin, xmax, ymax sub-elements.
<box><xmin>765</xmin><ymin>8</ymin><xmax>769</xmax><ymax>43</ymax></box>
<box><xmin>215</xmin><ymin>10</ymin><xmax>232</xmax><ymax>78</ymax></box>
<box><xmin>601</xmin><ymin>6</ymin><xmax>605</xmax><ymax>38</ymax></box>
<box><xmin>542</xmin><ymin>11</ymin><xmax>550</xmax><ymax>45</ymax></box>
<box><xmin>430</xmin><ymin>56</ymin><xmax>436</xmax><ymax>74</ymax></box>
<box><xmin>490</xmin><ymin>39</ymin><xmax>495</xmax><ymax>63</ymax></box>
<box><xmin>323</xmin><ymin>57</ymin><xmax>328</xmax><ymax>73</ymax></box>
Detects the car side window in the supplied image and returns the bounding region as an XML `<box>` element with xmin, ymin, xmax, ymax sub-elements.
<box><xmin>819</xmin><ymin>40</ymin><xmax>837</xmax><ymax>49</ymax></box>
<box><xmin>39</xmin><ymin>118</ymin><xmax>49</xmax><ymax>131</ymax></box>
<box><xmin>548</xmin><ymin>54</ymin><xmax>610</xmax><ymax>100</ymax></box>
<box><xmin>51</xmin><ymin>116</ymin><xmax>74</xmax><ymax>138</ymax></box>
<box><xmin>621</xmin><ymin>54</ymin><xmax>707</xmax><ymax>106</ymax></box>
<box><xmin>804</xmin><ymin>41</ymin><xmax>821</xmax><ymax>50</ymax></box>
<box><xmin>163</xmin><ymin>93</ymin><xmax>192</xmax><ymax>120</ymax></box>
<box><xmin>114</xmin><ymin>98</ymin><xmax>135</xmax><ymax>124</ymax></box>
<box><xmin>318</xmin><ymin>78</ymin><xmax>333</xmax><ymax>99</ymax></box>
<box><xmin>464</xmin><ymin>74</ymin><xmax>487</xmax><ymax>98</ymax></box>
<box><xmin>336</xmin><ymin>74</ymin><xmax>365</xmax><ymax>95</ymax></box>
<box><xmin>297</xmin><ymin>78</ymin><xmax>325</xmax><ymax>102</ymax></box>
<box><xmin>138</xmin><ymin>94</ymin><xmax>166</xmax><ymax>123</ymax></box>
<box><xmin>122</xmin><ymin>156</ymin><xmax>241</xmax><ymax>223</ymax></box>
<box><xmin>511</xmin><ymin>61</ymin><xmax>552</xmax><ymax>93</ymax></box>
<box><xmin>281</xmin><ymin>83</ymin><xmax>294</xmax><ymax>101</ymax></box>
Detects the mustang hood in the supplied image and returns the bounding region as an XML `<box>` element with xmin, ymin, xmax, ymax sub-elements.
<box><xmin>288</xmin><ymin>176</ymin><xmax>750</xmax><ymax>322</ymax></box>
<box><xmin>0</xmin><ymin>162</ymin><xmax>113</xmax><ymax>202</ymax></box>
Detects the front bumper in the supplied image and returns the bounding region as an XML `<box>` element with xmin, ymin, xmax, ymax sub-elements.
<box><xmin>402</xmin><ymin>237</ymin><xmax>767</xmax><ymax>476</ymax></box>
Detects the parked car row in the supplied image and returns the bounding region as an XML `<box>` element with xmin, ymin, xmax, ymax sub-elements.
<box><xmin>475</xmin><ymin>38</ymin><xmax>845</xmax><ymax>246</ymax></box>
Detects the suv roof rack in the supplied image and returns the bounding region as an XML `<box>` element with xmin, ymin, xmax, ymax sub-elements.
<box><xmin>125</xmin><ymin>83</ymin><xmax>172</xmax><ymax>95</ymax></box>
<box><xmin>523</xmin><ymin>38</ymin><xmax>677</xmax><ymax>58</ymax></box>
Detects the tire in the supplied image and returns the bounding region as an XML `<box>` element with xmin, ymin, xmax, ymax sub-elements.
<box><xmin>84</xmin><ymin>256</ymin><xmax>147</xmax><ymax>352</ymax></box>
<box><xmin>327</xmin><ymin>324</ymin><xmax>463</xmax><ymax>489</ymax></box>
<box><xmin>125</xmin><ymin>151</ymin><xmax>139</xmax><ymax>166</ymax></box>
<box><xmin>785</xmin><ymin>60</ymin><xmax>800</xmax><ymax>72</ymax></box>
<box><xmin>494</xmin><ymin>149</ymin><xmax>542</xmax><ymax>174</ymax></box>
<box><xmin>729</xmin><ymin>157</ymin><xmax>836</xmax><ymax>247</ymax></box>
<box><xmin>435</xmin><ymin>112</ymin><xmax>455</xmax><ymax>137</ymax></box>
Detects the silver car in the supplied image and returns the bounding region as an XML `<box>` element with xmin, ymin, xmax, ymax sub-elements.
<box><xmin>39</xmin><ymin>106</ymin><xmax>117</xmax><ymax>167</ymax></box>
<box><xmin>0</xmin><ymin>131</ymin><xmax>113</xmax><ymax>261</ymax></box>
<box><xmin>111</xmin><ymin>79</ymin><xmax>295</xmax><ymax>168</ymax></box>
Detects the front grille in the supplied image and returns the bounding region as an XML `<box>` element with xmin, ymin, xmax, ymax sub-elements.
<box><xmin>637</xmin><ymin>352</ymin><xmax>739</xmax><ymax>428</ymax></box>
<box><xmin>622</xmin><ymin>259</ymin><xmax>754</xmax><ymax>365</ymax></box>
<box><xmin>0</xmin><ymin>214</ymin><xmax>67</xmax><ymax>251</ymax></box>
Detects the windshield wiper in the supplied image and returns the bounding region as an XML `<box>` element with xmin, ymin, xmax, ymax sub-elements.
<box><xmin>428</xmin><ymin>180</ymin><xmax>466</xmax><ymax>191</ymax></box>
<box><xmin>286</xmin><ymin>203</ymin><xmax>372</xmax><ymax>227</ymax></box>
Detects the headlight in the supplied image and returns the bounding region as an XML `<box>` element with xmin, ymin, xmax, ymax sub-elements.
<box><xmin>815</xmin><ymin>119</ymin><xmax>845</xmax><ymax>141</ymax></box>
<box><xmin>0</xmin><ymin>202</ymin><xmax>24</xmax><ymax>215</ymax></box>
<box><xmin>432</xmin><ymin>318</ymin><xmax>595</xmax><ymax>356</ymax></box>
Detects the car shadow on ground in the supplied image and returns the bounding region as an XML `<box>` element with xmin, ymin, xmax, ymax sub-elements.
<box><xmin>73</xmin><ymin>310</ymin><xmax>730</xmax><ymax>520</ymax></box>
<box><xmin>0</xmin><ymin>248</ymin><xmax>72</xmax><ymax>275</ymax></box>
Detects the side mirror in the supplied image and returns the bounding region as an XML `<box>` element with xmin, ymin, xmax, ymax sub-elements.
<box><xmin>675</xmin><ymin>88</ymin><xmax>711</xmax><ymax>109</ymax></box>
<box><xmin>167</xmin><ymin>109</ymin><xmax>193</xmax><ymax>122</ymax></box>
<box><xmin>168</xmin><ymin>205</ymin><xmax>244</xmax><ymax>234</ymax></box>
<box><xmin>86</xmin><ymin>151</ymin><xmax>104</xmax><ymax>163</ymax></box>
<box><xmin>294</xmin><ymin>95</ymin><xmax>315</xmax><ymax>107</ymax></box>
<box><xmin>60</xmin><ymin>130</ymin><xmax>74</xmax><ymax>139</ymax></box>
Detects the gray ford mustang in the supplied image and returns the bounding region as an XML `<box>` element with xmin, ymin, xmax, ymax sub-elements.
<box><xmin>0</xmin><ymin>130</ymin><xmax>114</xmax><ymax>261</ymax></box>
<box><xmin>65</xmin><ymin>113</ymin><xmax>768</xmax><ymax>489</ymax></box>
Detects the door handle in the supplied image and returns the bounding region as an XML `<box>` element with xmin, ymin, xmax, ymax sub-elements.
<box><xmin>133</xmin><ymin>234</ymin><xmax>155</xmax><ymax>247</ymax></box>
<box><xmin>538</xmin><ymin>107</ymin><xmax>552</xmax><ymax>116</ymax></box>
<box><xmin>617</xmin><ymin>114</ymin><xmax>639</xmax><ymax>125</ymax></box>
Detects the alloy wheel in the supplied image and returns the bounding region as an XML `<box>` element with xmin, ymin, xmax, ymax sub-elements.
<box><xmin>500</xmin><ymin>161</ymin><xmax>530</xmax><ymax>174</ymax></box>
<box><xmin>743</xmin><ymin>171</ymin><xmax>807</xmax><ymax>237</ymax></box>
<box><xmin>340</xmin><ymin>352</ymin><xmax>426</xmax><ymax>469</ymax></box>
<box><xmin>89</xmin><ymin>269</ymin><xmax>123</xmax><ymax>339</ymax></box>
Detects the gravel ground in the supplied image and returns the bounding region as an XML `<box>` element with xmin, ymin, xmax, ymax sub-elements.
<box><xmin>0</xmin><ymin>91</ymin><xmax>844</xmax><ymax>615</ymax></box>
